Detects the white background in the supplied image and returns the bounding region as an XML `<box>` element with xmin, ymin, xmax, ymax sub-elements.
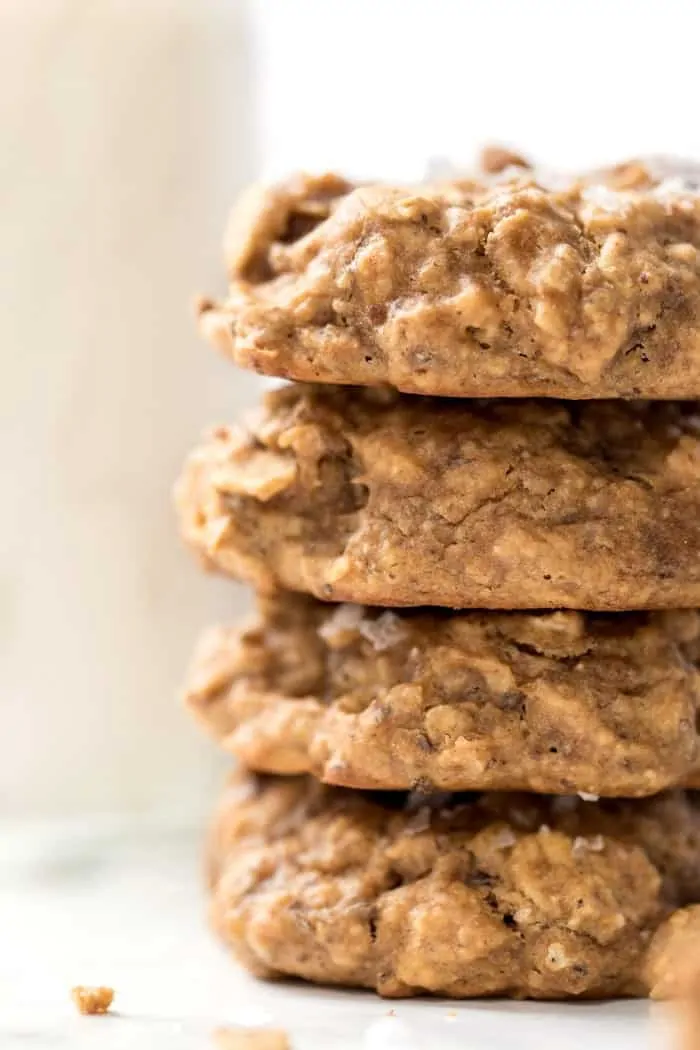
<box><xmin>252</xmin><ymin>0</ymin><xmax>700</xmax><ymax>179</ymax></box>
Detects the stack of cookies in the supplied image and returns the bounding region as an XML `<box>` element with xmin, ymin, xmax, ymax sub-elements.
<box><xmin>177</xmin><ymin>155</ymin><xmax>700</xmax><ymax>1000</ymax></box>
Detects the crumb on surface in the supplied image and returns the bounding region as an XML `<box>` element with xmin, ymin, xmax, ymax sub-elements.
<box><xmin>71</xmin><ymin>985</ymin><xmax>114</xmax><ymax>1015</ymax></box>
<box><xmin>213</xmin><ymin>1027</ymin><xmax>291</xmax><ymax>1050</ymax></box>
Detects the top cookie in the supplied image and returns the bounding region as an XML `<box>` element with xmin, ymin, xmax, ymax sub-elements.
<box><xmin>200</xmin><ymin>159</ymin><xmax>700</xmax><ymax>399</ymax></box>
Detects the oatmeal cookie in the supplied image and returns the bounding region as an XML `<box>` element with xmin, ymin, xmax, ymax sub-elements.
<box><xmin>645</xmin><ymin>904</ymin><xmax>700</xmax><ymax>998</ymax></box>
<box><xmin>207</xmin><ymin>774</ymin><xmax>700</xmax><ymax>999</ymax></box>
<box><xmin>201</xmin><ymin>161</ymin><xmax>700</xmax><ymax>399</ymax></box>
<box><xmin>185</xmin><ymin>593</ymin><xmax>700</xmax><ymax>797</ymax></box>
<box><xmin>176</xmin><ymin>385</ymin><xmax>700</xmax><ymax>610</ymax></box>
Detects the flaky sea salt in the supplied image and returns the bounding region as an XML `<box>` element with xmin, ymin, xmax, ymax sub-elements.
<box><xmin>578</xmin><ymin>791</ymin><xmax>600</xmax><ymax>802</ymax></box>
<box><xmin>318</xmin><ymin>603</ymin><xmax>365</xmax><ymax>645</ymax></box>
<box><xmin>404</xmin><ymin>806</ymin><xmax>432</xmax><ymax>836</ymax></box>
<box><xmin>580</xmin><ymin>184</ymin><xmax>628</xmax><ymax>213</ymax></box>
<box><xmin>572</xmin><ymin>834</ymin><xmax>605</xmax><ymax>857</ymax></box>
<box><xmin>359</xmin><ymin>611</ymin><xmax>407</xmax><ymax>652</ymax></box>
<box><xmin>491</xmin><ymin>827</ymin><xmax>517</xmax><ymax>850</ymax></box>
<box><xmin>653</xmin><ymin>175</ymin><xmax>699</xmax><ymax>201</ymax></box>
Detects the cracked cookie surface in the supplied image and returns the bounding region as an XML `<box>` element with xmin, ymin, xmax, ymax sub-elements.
<box><xmin>207</xmin><ymin>774</ymin><xmax>700</xmax><ymax>999</ymax></box>
<box><xmin>176</xmin><ymin>384</ymin><xmax>700</xmax><ymax>610</ymax></box>
<box><xmin>201</xmin><ymin>161</ymin><xmax>700</xmax><ymax>399</ymax></box>
<box><xmin>185</xmin><ymin>593</ymin><xmax>700</xmax><ymax>797</ymax></box>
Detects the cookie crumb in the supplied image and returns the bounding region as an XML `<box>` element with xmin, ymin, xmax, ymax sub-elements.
<box><xmin>71</xmin><ymin>986</ymin><xmax>114</xmax><ymax>1015</ymax></box>
<box><xmin>213</xmin><ymin>1027</ymin><xmax>291</xmax><ymax>1050</ymax></box>
<box><xmin>479</xmin><ymin>145</ymin><xmax>530</xmax><ymax>174</ymax></box>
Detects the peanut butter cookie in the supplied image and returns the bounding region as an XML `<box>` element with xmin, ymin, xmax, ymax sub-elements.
<box><xmin>185</xmin><ymin>593</ymin><xmax>700</xmax><ymax>797</ymax></box>
<box><xmin>201</xmin><ymin>161</ymin><xmax>700</xmax><ymax>399</ymax></box>
<box><xmin>207</xmin><ymin>774</ymin><xmax>700</xmax><ymax>999</ymax></box>
<box><xmin>176</xmin><ymin>385</ymin><xmax>700</xmax><ymax>610</ymax></box>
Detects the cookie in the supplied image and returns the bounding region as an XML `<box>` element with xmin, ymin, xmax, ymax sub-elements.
<box><xmin>200</xmin><ymin>161</ymin><xmax>700</xmax><ymax>399</ymax></box>
<box><xmin>207</xmin><ymin>773</ymin><xmax>700</xmax><ymax>999</ymax></box>
<box><xmin>645</xmin><ymin>904</ymin><xmax>700</xmax><ymax>998</ymax></box>
<box><xmin>176</xmin><ymin>384</ymin><xmax>700</xmax><ymax>610</ymax></box>
<box><xmin>184</xmin><ymin>593</ymin><xmax>700</xmax><ymax>797</ymax></box>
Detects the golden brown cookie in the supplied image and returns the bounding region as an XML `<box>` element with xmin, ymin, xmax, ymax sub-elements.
<box><xmin>176</xmin><ymin>384</ymin><xmax>700</xmax><ymax>610</ymax></box>
<box><xmin>207</xmin><ymin>774</ymin><xmax>700</xmax><ymax>999</ymax></box>
<box><xmin>184</xmin><ymin>593</ymin><xmax>700</xmax><ymax>797</ymax></box>
<box><xmin>645</xmin><ymin>904</ymin><xmax>700</xmax><ymax>998</ymax></box>
<box><xmin>201</xmin><ymin>162</ymin><xmax>700</xmax><ymax>399</ymax></box>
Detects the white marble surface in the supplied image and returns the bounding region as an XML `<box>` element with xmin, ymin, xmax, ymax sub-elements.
<box><xmin>1</xmin><ymin>819</ymin><xmax>669</xmax><ymax>1049</ymax></box>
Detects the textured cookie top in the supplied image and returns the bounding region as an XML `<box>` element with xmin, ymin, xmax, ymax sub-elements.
<box><xmin>186</xmin><ymin>593</ymin><xmax>700</xmax><ymax>796</ymax></box>
<box><xmin>176</xmin><ymin>384</ymin><xmax>700</xmax><ymax>610</ymax></box>
<box><xmin>201</xmin><ymin>158</ymin><xmax>700</xmax><ymax>398</ymax></box>
<box><xmin>208</xmin><ymin>773</ymin><xmax>700</xmax><ymax>999</ymax></box>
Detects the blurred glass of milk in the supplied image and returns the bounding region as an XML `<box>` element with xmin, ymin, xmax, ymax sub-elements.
<box><xmin>0</xmin><ymin>0</ymin><xmax>257</xmax><ymax>817</ymax></box>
